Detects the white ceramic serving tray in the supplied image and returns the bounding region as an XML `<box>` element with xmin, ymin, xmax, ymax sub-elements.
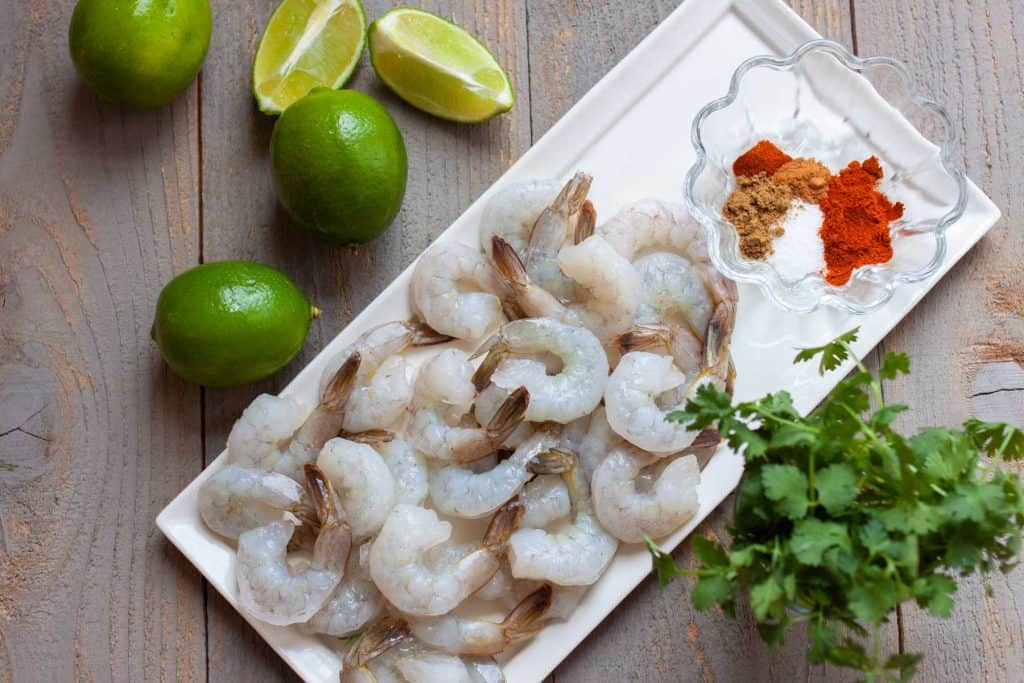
<box><xmin>158</xmin><ymin>0</ymin><xmax>1001</xmax><ymax>680</ymax></box>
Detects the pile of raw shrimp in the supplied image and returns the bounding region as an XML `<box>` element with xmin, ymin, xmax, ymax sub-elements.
<box><xmin>198</xmin><ymin>172</ymin><xmax>738</xmax><ymax>682</ymax></box>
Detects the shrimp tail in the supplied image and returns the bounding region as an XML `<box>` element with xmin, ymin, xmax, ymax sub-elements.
<box><xmin>682</xmin><ymin>427</ymin><xmax>722</xmax><ymax>468</ymax></box>
<box><xmin>344</xmin><ymin>616</ymin><xmax>410</xmax><ymax>668</ymax></box>
<box><xmin>491</xmin><ymin>235</ymin><xmax>530</xmax><ymax>290</ymax></box>
<box><xmin>527</xmin><ymin>448</ymin><xmax>575</xmax><ymax>475</ymax></box>
<box><xmin>553</xmin><ymin>172</ymin><xmax>593</xmax><ymax>215</ymax></box>
<box><xmin>502</xmin><ymin>584</ymin><xmax>554</xmax><ymax>641</ymax></box>
<box><xmin>403</xmin><ymin>319</ymin><xmax>454</xmax><ymax>347</ymax></box>
<box><xmin>322</xmin><ymin>351</ymin><xmax>362</xmax><ymax>411</ymax></box>
<box><xmin>573</xmin><ymin>200</ymin><xmax>597</xmax><ymax>244</ymax></box>
<box><xmin>339</xmin><ymin>429</ymin><xmax>395</xmax><ymax>444</ymax></box>
<box><xmin>704</xmin><ymin>300</ymin><xmax>735</xmax><ymax>370</ymax></box>
<box><xmin>482</xmin><ymin>496</ymin><xmax>524</xmax><ymax>549</ymax></box>
<box><xmin>615</xmin><ymin>324</ymin><xmax>673</xmax><ymax>356</ymax></box>
<box><xmin>485</xmin><ymin>386</ymin><xmax>530</xmax><ymax>444</ymax></box>
<box><xmin>303</xmin><ymin>463</ymin><xmax>352</xmax><ymax>574</ymax></box>
<box><xmin>471</xmin><ymin>335</ymin><xmax>507</xmax><ymax>391</ymax></box>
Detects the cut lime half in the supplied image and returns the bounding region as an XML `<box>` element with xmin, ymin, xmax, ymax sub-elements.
<box><xmin>368</xmin><ymin>8</ymin><xmax>514</xmax><ymax>123</ymax></box>
<box><xmin>253</xmin><ymin>0</ymin><xmax>366</xmax><ymax>115</ymax></box>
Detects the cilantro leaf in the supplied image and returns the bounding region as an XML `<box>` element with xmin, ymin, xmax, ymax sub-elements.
<box><xmin>691</xmin><ymin>536</ymin><xmax>729</xmax><ymax>567</ymax></box>
<box><xmin>749</xmin><ymin>578</ymin><xmax>785</xmax><ymax>621</ymax></box>
<box><xmin>794</xmin><ymin>327</ymin><xmax>859</xmax><ymax>374</ymax></box>
<box><xmin>691</xmin><ymin>575</ymin><xmax>732</xmax><ymax>611</ymax></box>
<box><xmin>879</xmin><ymin>351</ymin><xmax>911</xmax><ymax>380</ymax></box>
<box><xmin>761</xmin><ymin>464</ymin><xmax>809</xmax><ymax>519</ymax></box>
<box><xmin>965</xmin><ymin>419</ymin><xmax>1024</xmax><ymax>460</ymax></box>
<box><xmin>814</xmin><ymin>463</ymin><xmax>859</xmax><ymax>514</ymax></box>
<box><xmin>645</xmin><ymin>535</ymin><xmax>686</xmax><ymax>588</ymax></box>
<box><xmin>790</xmin><ymin>519</ymin><xmax>850</xmax><ymax>566</ymax></box>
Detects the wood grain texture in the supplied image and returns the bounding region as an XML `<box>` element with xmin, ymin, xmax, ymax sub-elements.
<box><xmin>199</xmin><ymin>1</ymin><xmax>532</xmax><ymax>679</ymax></box>
<box><xmin>0</xmin><ymin>0</ymin><xmax>204</xmax><ymax>682</ymax></box>
<box><xmin>854</xmin><ymin>1</ymin><xmax>1024</xmax><ymax>681</ymax></box>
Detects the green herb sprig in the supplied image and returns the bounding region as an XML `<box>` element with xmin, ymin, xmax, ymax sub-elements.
<box><xmin>648</xmin><ymin>328</ymin><xmax>1024</xmax><ymax>681</ymax></box>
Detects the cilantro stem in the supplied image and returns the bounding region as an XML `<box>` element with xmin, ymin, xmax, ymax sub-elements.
<box><xmin>841</xmin><ymin>340</ymin><xmax>885</xmax><ymax>408</ymax></box>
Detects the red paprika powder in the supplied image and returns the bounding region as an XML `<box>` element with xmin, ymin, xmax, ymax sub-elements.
<box><xmin>732</xmin><ymin>140</ymin><xmax>793</xmax><ymax>177</ymax></box>
<box><xmin>818</xmin><ymin>157</ymin><xmax>904</xmax><ymax>286</ymax></box>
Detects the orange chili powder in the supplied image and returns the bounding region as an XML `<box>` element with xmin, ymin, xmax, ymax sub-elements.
<box><xmin>732</xmin><ymin>140</ymin><xmax>793</xmax><ymax>177</ymax></box>
<box><xmin>819</xmin><ymin>157</ymin><xmax>904</xmax><ymax>286</ymax></box>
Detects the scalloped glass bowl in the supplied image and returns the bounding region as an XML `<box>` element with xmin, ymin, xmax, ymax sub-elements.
<box><xmin>684</xmin><ymin>40</ymin><xmax>967</xmax><ymax>314</ymax></box>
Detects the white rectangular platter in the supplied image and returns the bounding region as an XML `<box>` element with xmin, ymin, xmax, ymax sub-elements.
<box><xmin>157</xmin><ymin>0</ymin><xmax>1002</xmax><ymax>681</ymax></box>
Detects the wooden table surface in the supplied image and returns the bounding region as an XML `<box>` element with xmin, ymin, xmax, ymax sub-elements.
<box><xmin>2</xmin><ymin>0</ymin><xmax>1022</xmax><ymax>681</ymax></box>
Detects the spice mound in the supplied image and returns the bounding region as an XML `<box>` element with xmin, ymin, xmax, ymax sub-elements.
<box><xmin>723</xmin><ymin>139</ymin><xmax>903</xmax><ymax>286</ymax></box>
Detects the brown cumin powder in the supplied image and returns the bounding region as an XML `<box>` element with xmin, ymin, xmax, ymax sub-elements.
<box><xmin>773</xmin><ymin>157</ymin><xmax>831</xmax><ymax>203</ymax></box>
<box><xmin>721</xmin><ymin>172</ymin><xmax>793</xmax><ymax>260</ymax></box>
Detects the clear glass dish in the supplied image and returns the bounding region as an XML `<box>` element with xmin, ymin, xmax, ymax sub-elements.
<box><xmin>684</xmin><ymin>40</ymin><xmax>967</xmax><ymax>314</ymax></box>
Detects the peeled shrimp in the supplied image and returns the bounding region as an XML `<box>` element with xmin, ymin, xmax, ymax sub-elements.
<box><xmin>603</xmin><ymin>351</ymin><xmax>709</xmax><ymax>454</ymax></box>
<box><xmin>227</xmin><ymin>354</ymin><xmax>360</xmax><ymax>480</ymax></box>
<box><xmin>507</xmin><ymin>463</ymin><xmax>618</xmax><ymax>586</ymax></box>
<box><xmin>411</xmin><ymin>242</ymin><xmax>509</xmax><ymax>341</ymax></box>
<box><xmin>596</xmin><ymin>198</ymin><xmax>708</xmax><ymax>264</ymax></box>
<box><xmin>377</xmin><ymin>438</ymin><xmax>429</xmax><ymax>506</ymax></box>
<box><xmin>523</xmin><ymin>172</ymin><xmax>593</xmax><ymax>301</ymax></box>
<box><xmin>479</xmin><ymin>178</ymin><xmax>564</xmax><ymax>258</ymax></box>
<box><xmin>475</xmin><ymin>318</ymin><xmax>608</xmax><ymax>424</ymax></box>
<box><xmin>342</xmin><ymin>619</ymin><xmax>505</xmax><ymax>683</ymax></box>
<box><xmin>560</xmin><ymin>405</ymin><xmax>622</xmax><ymax>480</ymax></box>
<box><xmin>303</xmin><ymin>547</ymin><xmax>382</xmax><ymax>637</ymax></box>
<box><xmin>473</xmin><ymin>381</ymin><xmax>536</xmax><ymax>449</ymax></box>
<box><xmin>368</xmin><ymin>500</ymin><xmax>522</xmax><ymax>616</ymax></box>
<box><xmin>429</xmin><ymin>429</ymin><xmax>572</xmax><ymax>519</ymax></box>
<box><xmin>408</xmin><ymin>584</ymin><xmax>553</xmax><ymax>656</ymax></box>
<box><xmin>198</xmin><ymin>464</ymin><xmax>309</xmax><ymax>539</ymax></box>
<box><xmin>492</xmin><ymin>232</ymin><xmax>642</xmax><ymax>341</ymax></box>
<box><xmin>236</xmin><ymin>464</ymin><xmax>350</xmax><ymax>626</ymax></box>
<box><xmin>318</xmin><ymin>437</ymin><xmax>396</xmax><ymax>541</ymax></box>
<box><xmin>408</xmin><ymin>349</ymin><xmax>529</xmax><ymax>463</ymax></box>
<box><xmin>592</xmin><ymin>447</ymin><xmax>700</xmax><ymax>542</ymax></box>
<box><xmin>318</xmin><ymin>320</ymin><xmax>450</xmax><ymax>435</ymax></box>
<box><xmin>520</xmin><ymin>475</ymin><xmax>571</xmax><ymax>529</ymax></box>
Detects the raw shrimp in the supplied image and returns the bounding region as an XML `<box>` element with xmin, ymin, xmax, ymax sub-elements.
<box><xmin>523</xmin><ymin>172</ymin><xmax>593</xmax><ymax>301</ymax></box>
<box><xmin>596</xmin><ymin>198</ymin><xmax>708</xmax><ymax>264</ymax></box>
<box><xmin>479</xmin><ymin>178</ymin><xmax>564</xmax><ymax>258</ymax></box>
<box><xmin>407</xmin><ymin>349</ymin><xmax>529</xmax><ymax>463</ymax></box>
<box><xmin>474</xmin><ymin>318</ymin><xmax>608</xmax><ymax>424</ymax></box>
<box><xmin>429</xmin><ymin>430</ymin><xmax>572</xmax><ymax>519</ymax></box>
<box><xmin>368</xmin><ymin>500</ymin><xmax>523</xmax><ymax>617</ymax></box>
<box><xmin>411</xmin><ymin>242</ymin><xmax>509</xmax><ymax>341</ymax></box>
<box><xmin>318</xmin><ymin>437</ymin><xmax>396</xmax><ymax>541</ymax></box>
<box><xmin>377</xmin><ymin>438</ymin><xmax>429</xmax><ymax>506</ymax></box>
<box><xmin>472</xmin><ymin>381</ymin><xmax>536</xmax><ymax>449</ymax></box>
<box><xmin>236</xmin><ymin>464</ymin><xmax>350</xmax><ymax>626</ymax></box>
<box><xmin>507</xmin><ymin>463</ymin><xmax>618</xmax><ymax>586</ymax></box>
<box><xmin>321</xmin><ymin>320</ymin><xmax>450</xmax><ymax>435</ymax></box>
<box><xmin>492</xmin><ymin>232</ymin><xmax>642</xmax><ymax>341</ymax></box>
<box><xmin>303</xmin><ymin>546</ymin><xmax>383</xmax><ymax>637</ymax></box>
<box><xmin>603</xmin><ymin>351</ymin><xmax>712</xmax><ymax>454</ymax></box>
<box><xmin>560</xmin><ymin>406</ymin><xmax>622</xmax><ymax>480</ymax></box>
<box><xmin>520</xmin><ymin>475</ymin><xmax>570</xmax><ymax>529</ymax></box>
<box><xmin>227</xmin><ymin>353</ymin><xmax>361</xmax><ymax>480</ymax></box>
<box><xmin>198</xmin><ymin>464</ymin><xmax>310</xmax><ymax>539</ymax></box>
<box><xmin>342</xmin><ymin>619</ymin><xmax>505</xmax><ymax>683</ymax></box>
<box><xmin>407</xmin><ymin>584</ymin><xmax>553</xmax><ymax>656</ymax></box>
<box><xmin>592</xmin><ymin>447</ymin><xmax>700</xmax><ymax>542</ymax></box>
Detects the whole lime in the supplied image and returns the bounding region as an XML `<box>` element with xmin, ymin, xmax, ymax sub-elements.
<box><xmin>152</xmin><ymin>261</ymin><xmax>317</xmax><ymax>388</ymax></box>
<box><xmin>271</xmin><ymin>88</ymin><xmax>407</xmax><ymax>244</ymax></box>
<box><xmin>69</xmin><ymin>0</ymin><xmax>212</xmax><ymax>109</ymax></box>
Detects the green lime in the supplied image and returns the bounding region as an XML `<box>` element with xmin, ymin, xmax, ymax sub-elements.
<box><xmin>253</xmin><ymin>0</ymin><xmax>367</xmax><ymax>115</ymax></box>
<box><xmin>152</xmin><ymin>261</ymin><xmax>317</xmax><ymax>388</ymax></box>
<box><xmin>270</xmin><ymin>88</ymin><xmax>407</xmax><ymax>244</ymax></box>
<box><xmin>368</xmin><ymin>8</ymin><xmax>514</xmax><ymax>123</ymax></box>
<box><xmin>68</xmin><ymin>0</ymin><xmax>211</xmax><ymax>109</ymax></box>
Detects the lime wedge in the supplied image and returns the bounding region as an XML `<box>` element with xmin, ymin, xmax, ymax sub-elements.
<box><xmin>253</xmin><ymin>0</ymin><xmax>367</xmax><ymax>115</ymax></box>
<box><xmin>368</xmin><ymin>8</ymin><xmax>514</xmax><ymax>123</ymax></box>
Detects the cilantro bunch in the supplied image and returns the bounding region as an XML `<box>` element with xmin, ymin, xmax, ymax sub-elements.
<box><xmin>648</xmin><ymin>329</ymin><xmax>1024</xmax><ymax>680</ymax></box>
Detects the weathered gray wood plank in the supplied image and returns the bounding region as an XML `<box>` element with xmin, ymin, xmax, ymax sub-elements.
<box><xmin>854</xmin><ymin>1</ymin><xmax>1024</xmax><ymax>681</ymax></box>
<box><xmin>199</xmin><ymin>1</ymin><xmax>532</xmax><ymax>679</ymax></box>
<box><xmin>0</xmin><ymin>0</ymin><xmax>205</xmax><ymax>681</ymax></box>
